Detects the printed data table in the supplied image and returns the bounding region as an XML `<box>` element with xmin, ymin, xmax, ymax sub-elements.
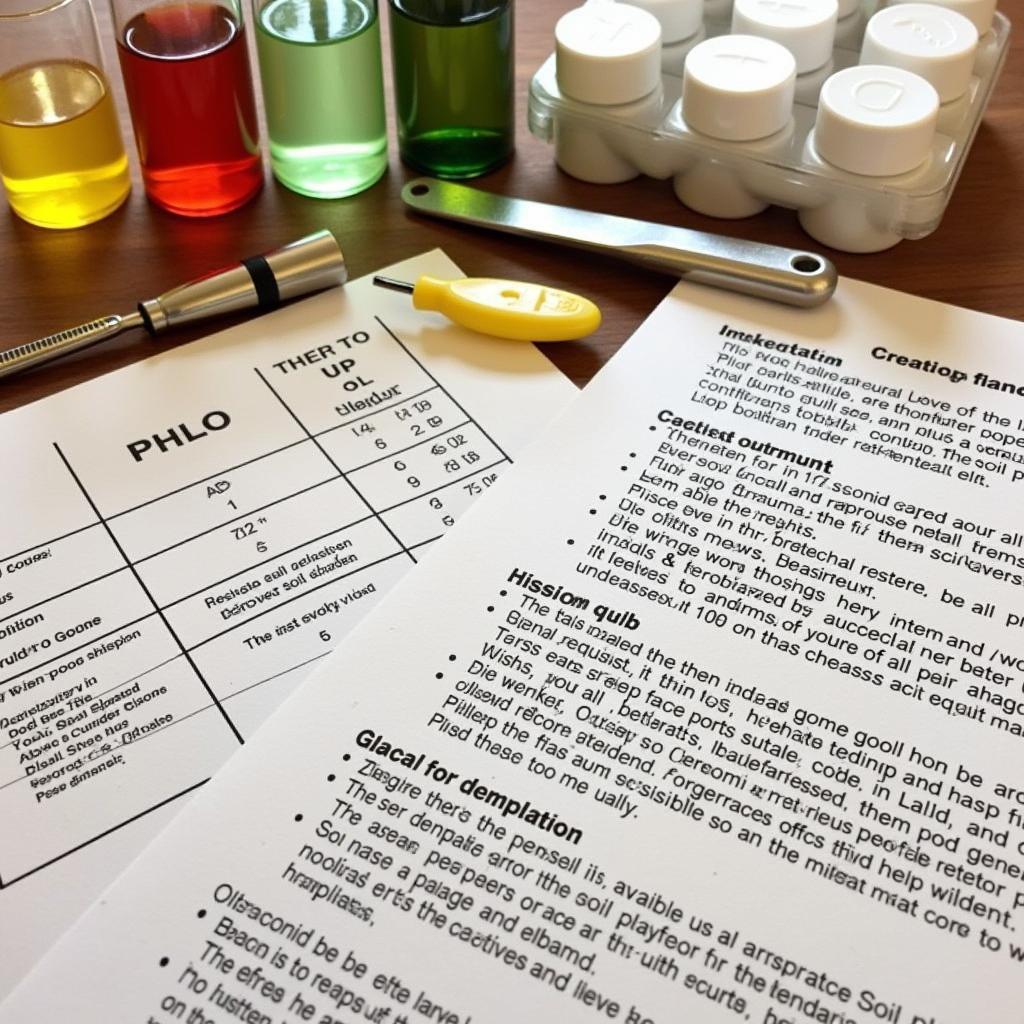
<box><xmin>0</xmin><ymin>252</ymin><xmax>573</xmax><ymax>997</ymax></box>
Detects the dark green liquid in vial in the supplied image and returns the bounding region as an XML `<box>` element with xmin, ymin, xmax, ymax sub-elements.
<box><xmin>388</xmin><ymin>0</ymin><xmax>513</xmax><ymax>178</ymax></box>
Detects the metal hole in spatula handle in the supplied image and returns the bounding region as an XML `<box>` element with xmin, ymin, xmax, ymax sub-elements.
<box><xmin>401</xmin><ymin>178</ymin><xmax>837</xmax><ymax>308</ymax></box>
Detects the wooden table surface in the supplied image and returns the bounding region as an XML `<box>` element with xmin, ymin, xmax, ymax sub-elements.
<box><xmin>1</xmin><ymin>0</ymin><xmax>1021</xmax><ymax>413</ymax></box>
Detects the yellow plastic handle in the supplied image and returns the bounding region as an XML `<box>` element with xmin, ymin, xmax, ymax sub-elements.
<box><xmin>411</xmin><ymin>276</ymin><xmax>602</xmax><ymax>342</ymax></box>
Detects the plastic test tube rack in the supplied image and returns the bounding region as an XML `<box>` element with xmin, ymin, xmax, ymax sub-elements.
<box><xmin>528</xmin><ymin>0</ymin><xmax>1011</xmax><ymax>252</ymax></box>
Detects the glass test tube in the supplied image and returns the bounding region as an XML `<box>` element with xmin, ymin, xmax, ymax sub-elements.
<box><xmin>111</xmin><ymin>0</ymin><xmax>262</xmax><ymax>216</ymax></box>
<box><xmin>388</xmin><ymin>0</ymin><xmax>514</xmax><ymax>179</ymax></box>
<box><xmin>254</xmin><ymin>0</ymin><xmax>387</xmax><ymax>198</ymax></box>
<box><xmin>0</xmin><ymin>0</ymin><xmax>131</xmax><ymax>229</ymax></box>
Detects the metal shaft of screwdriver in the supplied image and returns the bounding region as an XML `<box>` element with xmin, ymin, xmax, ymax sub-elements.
<box><xmin>372</xmin><ymin>276</ymin><xmax>415</xmax><ymax>294</ymax></box>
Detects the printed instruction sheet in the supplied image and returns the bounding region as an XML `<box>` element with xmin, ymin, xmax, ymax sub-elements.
<box><xmin>0</xmin><ymin>249</ymin><xmax>575</xmax><ymax>998</ymax></box>
<box><xmin>5</xmin><ymin>277</ymin><xmax>1024</xmax><ymax>1021</ymax></box>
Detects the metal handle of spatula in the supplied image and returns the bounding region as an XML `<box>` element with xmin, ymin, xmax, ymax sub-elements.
<box><xmin>401</xmin><ymin>178</ymin><xmax>837</xmax><ymax>308</ymax></box>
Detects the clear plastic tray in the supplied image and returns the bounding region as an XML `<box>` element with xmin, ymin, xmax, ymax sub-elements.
<box><xmin>528</xmin><ymin>3</ymin><xmax>1011</xmax><ymax>252</ymax></box>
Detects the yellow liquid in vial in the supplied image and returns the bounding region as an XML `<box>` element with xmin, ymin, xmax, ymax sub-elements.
<box><xmin>0</xmin><ymin>60</ymin><xmax>130</xmax><ymax>228</ymax></box>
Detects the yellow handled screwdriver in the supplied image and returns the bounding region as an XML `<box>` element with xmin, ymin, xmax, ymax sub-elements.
<box><xmin>373</xmin><ymin>274</ymin><xmax>601</xmax><ymax>342</ymax></box>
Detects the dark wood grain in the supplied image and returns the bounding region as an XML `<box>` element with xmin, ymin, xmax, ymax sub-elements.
<box><xmin>1</xmin><ymin>0</ymin><xmax>1021</xmax><ymax>413</ymax></box>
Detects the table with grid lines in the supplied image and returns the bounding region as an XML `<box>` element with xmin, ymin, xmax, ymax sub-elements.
<box><xmin>0</xmin><ymin>312</ymin><xmax>514</xmax><ymax>888</ymax></box>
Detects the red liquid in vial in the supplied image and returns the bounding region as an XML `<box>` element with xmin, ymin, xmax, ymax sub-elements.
<box><xmin>118</xmin><ymin>3</ymin><xmax>262</xmax><ymax>216</ymax></box>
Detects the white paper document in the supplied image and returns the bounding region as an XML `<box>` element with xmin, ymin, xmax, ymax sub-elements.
<box><xmin>5</xmin><ymin>277</ymin><xmax>1024</xmax><ymax>1022</ymax></box>
<box><xmin>0</xmin><ymin>249</ymin><xmax>575</xmax><ymax>998</ymax></box>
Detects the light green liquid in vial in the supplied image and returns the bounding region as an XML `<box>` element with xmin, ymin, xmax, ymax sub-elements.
<box><xmin>256</xmin><ymin>0</ymin><xmax>386</xmax><ymax>198</ymax></box>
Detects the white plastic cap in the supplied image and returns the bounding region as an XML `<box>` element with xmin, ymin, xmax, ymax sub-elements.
<box><xmin>884</xmin><ymin>0</ymin><xmax>996</xmax><ymax>37</ymax></box>
<box><xmin>861</xmin><ymin>4</ymin><xmax>978</xmax><ymax>102</ymax></box>
<box><xmin>628</xmin><ymin>0</ymin><xmax>703</xmax><ymax>43</ymax></box>
<box><xmin>682</xmin><ymin>34</ymin><xmax>796</xmax><ymax>141</ymax></box>
<box><xmin>731</xmin><ymin>0</ymin><xmax>839</xmax><ymax>72</ymax></box>
<box><xmin>555</xmin><ymin>1</ymin><xmax>663</xmax><ymax>105</ymax></box>
<box><xmin>814</xmin><ymin>65</ymin><xmax>939</xmax><ymax>176</ymax></box>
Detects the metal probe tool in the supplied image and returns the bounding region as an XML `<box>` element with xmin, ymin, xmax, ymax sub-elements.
<box><xmin>401</xmin><ymin>178</ymin><xmax>837</xmax><ymax>308</ymax></box>
<box><xmin>0</xmin><ymin>230</ymin><xmax>347</xmax><ymax>380</ymax></box>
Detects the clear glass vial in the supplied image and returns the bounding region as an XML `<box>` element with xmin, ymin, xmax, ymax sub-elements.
<box><xmin>255</xmin><ymin>0</ymin><xmax>387</xmax><ymax>197</ymax></box>
<box><xmin>0</xmin><ymin>0</ymin><xmax>131</xmax><ymax>228</ymax></box>
<box><xmin>112</xmin><ymin>0</ymin><xmax>263</xmax><ymax>216</ymax></box>
<box><xmin>387</xmin><ymin>0</ymin><xmax>514</xmax><ymax>179</ymax></box>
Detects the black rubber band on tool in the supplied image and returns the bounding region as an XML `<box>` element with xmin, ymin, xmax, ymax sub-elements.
<box><xmin>137</xmin><ymin>303</ymin><xmax>157</xmax><ymax>336</ymax></box>
<box><xmin>242</xmin><ymin>255</ymin><xmax>281</xmax><ymax>310</ymax></box>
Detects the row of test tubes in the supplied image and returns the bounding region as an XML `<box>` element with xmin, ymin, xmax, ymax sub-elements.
<box><xmin>0</xmin><ymin>0</ymin><xmax>515</xmax><ymax>230</ymax></box>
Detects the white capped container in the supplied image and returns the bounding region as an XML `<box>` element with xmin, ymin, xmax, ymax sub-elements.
<box><xmin>528</xmin><ymin>0</ymin><xmax>1011</xmax><ymax>252</ymax></box>
<box><xmin>862</xmin><ymin>3</ymin><xmax>978</xmax><ymax>103</ymax></box>
<box><xmin>675</xmin><ymin>34</ymin><xmax>796</xmax><ymax>215</ymax></box>
<box><xmin>554</xmin><ymin>0</ymin><xmax>663</xmax><ymax>182</ymax></box>
<box><xmin>682</xmin><ymin>33</ymin><xmax>796</xmax><ymax>141</ymax></box>
<box><xmin>800</xmin><ymin>64</ymin><xmax>940</xmax><ymax>249</ymax></box>
<box><xmin>731</xmin><ymin>0</ymin><xmax>839</xmax><ymax>73</ymax></box>
<box><xmin>813</xmin><ymin>64</ymin><xmax>939</xmax><ymax>177</ymax></box>
<box><xmin>555</xmin><ymin>0</ymin><xmax>662</xmax><ymax>105</ymax></box>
